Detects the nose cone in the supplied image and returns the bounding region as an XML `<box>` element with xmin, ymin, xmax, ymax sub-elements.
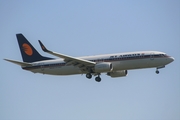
<box><xmin>169</xmin><ymin>57</ymin><xmax>174</xmax><ymax>63</ymax></box>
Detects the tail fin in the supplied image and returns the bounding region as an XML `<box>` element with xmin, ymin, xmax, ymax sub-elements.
<box><xmin>16</xmin><ymin>34</ymin><xmax>53</xmax><ymax>62</ymax></box>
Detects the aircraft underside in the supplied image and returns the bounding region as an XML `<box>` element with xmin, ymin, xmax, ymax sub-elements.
<box><xmin>27</xmin><ymin>58</ymin><xmax>169</xmax><ymax>82</ymax></box>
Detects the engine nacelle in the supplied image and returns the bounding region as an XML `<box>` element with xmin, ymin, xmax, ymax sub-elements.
<box><xmin>107</xmin><ymin>70</ymin><xmax>128</xmax><ymax>78</ymax></box>
<box><xmin>95</xmin><ymin>62</ymin><xmax>113</xmax><ymax>73</ymax></box>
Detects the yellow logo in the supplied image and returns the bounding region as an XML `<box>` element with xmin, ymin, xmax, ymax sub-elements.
<box><xmin>22</xmin><ymin>43</ymin><xmax>33</xmax><ymax>56</ymax></box>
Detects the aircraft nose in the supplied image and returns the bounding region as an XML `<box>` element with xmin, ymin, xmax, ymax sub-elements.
<box><xmin>169</xmin><ymin>57</ymin><xmax>174</xmax><ymax>63</ymax></box>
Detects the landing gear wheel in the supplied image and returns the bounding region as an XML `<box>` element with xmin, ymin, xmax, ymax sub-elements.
<box><xmin>86</xmin><ymin>73</ymin><xmax>92</xmax><ymax>79</ymax></box>
<box><xmin>156</xmin><ymin>70</ymin><xmax>159</xmax><ymax>74</ymax></box>
<box><xmin>95</xmin><ymin>76</ymin><xmax>101</xmax><ymax>82</ymax></box>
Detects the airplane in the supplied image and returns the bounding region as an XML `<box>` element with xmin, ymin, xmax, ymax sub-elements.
<box><xmin>4</xmin><ymin>34</ymin><xmax>174</xmax><ymax>82</ymax></box>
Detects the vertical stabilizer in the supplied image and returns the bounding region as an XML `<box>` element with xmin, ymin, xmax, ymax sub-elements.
<box><xmin>16</xmin><ymin>34</ymin><xmax>52</xmax><ymax>62</ymax></box>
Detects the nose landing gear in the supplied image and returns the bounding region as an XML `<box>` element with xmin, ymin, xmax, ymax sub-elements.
<box><xmin>156</xmin><ymin>69</ymin><xmax>159</xmax><ymax>74</ymax></box>
<box><xmin>155</xmin><ymin>66</ymin><xmax>165</xmax><ymax>74</ymax></box>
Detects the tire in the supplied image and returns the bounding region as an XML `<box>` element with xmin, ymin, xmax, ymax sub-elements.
<box><xmin>86</xmin><ymin>73</ymin><xmax>92</xmax><ymax>79</ymax></box>
<box><xmin>95</xmin><ymin>77</ymin><xmax>101</xmax><ymax>82</ymax></box>
<box><xmin>156</xmin><ymin>70</ymin><xmax>159</xmax><ymax>74</ymax></box>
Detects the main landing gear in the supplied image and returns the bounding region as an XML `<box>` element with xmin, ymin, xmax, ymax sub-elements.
<box><xmin>86</xmin><ymin>73</ymin><xmax>101</xmax><ymax>82</ymax></box>
<box><xmin>95</xmin><ymin>76</ymin><xmax>101</xmax><ymax>82</ymax></box>
<box><xmin>86</xmin><ymin>73</ymin><xmax>92</xmax><ymax>79</ymax></box>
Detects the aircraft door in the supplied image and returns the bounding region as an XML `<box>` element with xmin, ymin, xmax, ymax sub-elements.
<box><xmin>150</xmin><ymin>53</ymin><xmax>154</xmax><ymax>60</ymax></box>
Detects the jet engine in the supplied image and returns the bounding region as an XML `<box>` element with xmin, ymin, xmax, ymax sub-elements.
<box><xmin>95</xmin><ymin>62</ymin><xmax>113</xmax><ymax>73</ymax></box>
<box><xmin>107</xmin><ymin>70</ymin><xmax>128</xmax><ymax>77</ymax></box>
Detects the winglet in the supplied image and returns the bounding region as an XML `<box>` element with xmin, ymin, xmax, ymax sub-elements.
<box><xmin>38</xmin><ymin>40</ymin><xmax>49</xmax><ymax>52</ymax></box>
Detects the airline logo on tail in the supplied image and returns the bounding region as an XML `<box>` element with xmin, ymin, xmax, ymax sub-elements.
<box><xmin>22</xmin><ymin>43</ymin><xmax>33</xmax><ymax>56</ymax></box>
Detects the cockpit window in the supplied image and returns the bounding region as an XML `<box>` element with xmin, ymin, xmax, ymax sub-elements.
<box><xmin>161</xmin><ymin>54</ymin><xmax>168</xmax><ymax>57</ymax></box>
<box><xmin>161</xmin><ymin>54</ymin><xmax>164</xmax><ymax>57</ymax></box>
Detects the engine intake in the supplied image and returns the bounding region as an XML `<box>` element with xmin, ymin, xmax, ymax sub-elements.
<box><xmin>107</xmin><ymin>70</ymin><xmax>128</xmax><ymax>77</ymax></box>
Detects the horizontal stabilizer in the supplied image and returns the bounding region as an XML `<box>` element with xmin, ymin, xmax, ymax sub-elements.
<box><xmin>4</xmin><ymin>59</ymin><xmax>32</xmax><ymax>67</ymax></box>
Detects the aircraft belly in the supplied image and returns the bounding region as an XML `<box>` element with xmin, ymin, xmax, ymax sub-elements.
<box><xmin>30</xmin><ymin>66</ymin><xmax>82</xmax><ymax>75</ymax></box>
<box><xmin>47</xmin><ymin>66</ymin><xmax>82</xmax><ymax>75</ymax></box>
<box><xmin>65</xmin><ymin>67</ymin><xmax>82</xmax><ymax>75</ymax></box>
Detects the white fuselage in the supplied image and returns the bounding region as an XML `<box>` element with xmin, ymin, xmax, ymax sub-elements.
<box><xmin>23</xmin><ymin>51</ymin><xmax>174</xmax><ymax>75</ymax></box>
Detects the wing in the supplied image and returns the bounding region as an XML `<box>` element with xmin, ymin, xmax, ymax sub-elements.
<box><xmin>38</xmin><ymin>40</ymin><xmax>96</xmax><ymax>71</ymax></box>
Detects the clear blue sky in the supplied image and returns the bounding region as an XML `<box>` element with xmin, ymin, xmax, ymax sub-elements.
<box><xmin>1</xmin><ymin>0</ymin><xmax>180</xmax><ymax>120</ymax></box>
